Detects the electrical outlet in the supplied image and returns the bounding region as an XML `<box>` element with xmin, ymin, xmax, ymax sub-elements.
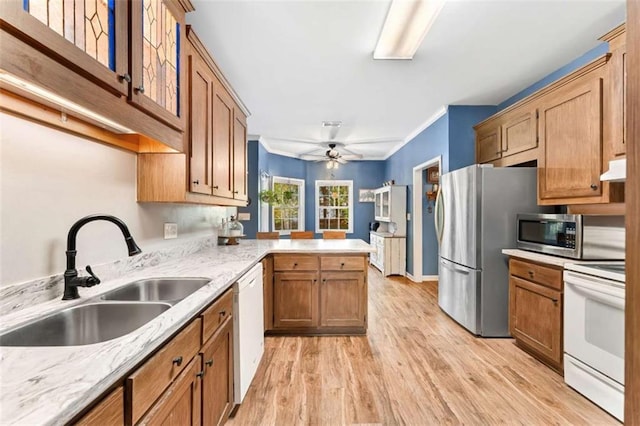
<box><xmin>164</xmin><ymin>223</ymin><xmax>178</xmax><ymax>239</ymax></box>
<box><xmin>237</xmin><ymin>212</ymin><xmax>250</xmax><ymax>221</ymax></box>
<box><xmin>407</xmin><ymin>213</ymin><xmax>411</xmax><ymax>221</ymax></box>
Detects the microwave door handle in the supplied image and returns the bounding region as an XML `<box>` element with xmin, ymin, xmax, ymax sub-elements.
<box><xmin>566</xmin><ymin>280</ymin><xmax>625</xmax><ymax>309</ymax></box>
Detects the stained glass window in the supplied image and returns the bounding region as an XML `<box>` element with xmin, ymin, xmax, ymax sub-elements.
<box><xmin>23</xmin><ymin>0</ymin><xmax>116</xmax><ymax>71</ymax></box>
<box><xmin>142</xmin><ymin>0</ymin><xmax>180</xmax><ymax>116</ymax></box>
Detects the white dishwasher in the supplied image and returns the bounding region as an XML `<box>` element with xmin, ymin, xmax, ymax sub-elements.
<box><xmin>233</xmin><ymin>262</ymin><xmax>264</xmax><ymax>404</ymax></box>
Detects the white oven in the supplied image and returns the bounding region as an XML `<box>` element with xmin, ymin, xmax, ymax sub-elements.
<box><xmin>563</xmin><ymin>263</ymin><xmax>625</xmax><ymax>421</ymax></box>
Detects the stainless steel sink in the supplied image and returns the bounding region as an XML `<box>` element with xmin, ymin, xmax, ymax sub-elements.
<box><xmin>0</xmin><ymin>302</ymin><xmax>171</xmax><ymax>347</ymax></box>
<box><xmin>99</xmin><ymin>278</ymin><xmax>211</xmax><ymax>304</ymax></box>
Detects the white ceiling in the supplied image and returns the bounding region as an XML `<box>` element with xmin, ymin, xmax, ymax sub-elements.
<box><xmin>187</xmin><ymin>0</ymin><xmax>626</xmax><ymax>160</ymax></box>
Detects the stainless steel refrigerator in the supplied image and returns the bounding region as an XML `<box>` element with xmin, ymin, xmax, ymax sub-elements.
<box><xmin>434</xmin><ymin>164</ymin><xmax>547</xmax><ymax>337</ymax></box>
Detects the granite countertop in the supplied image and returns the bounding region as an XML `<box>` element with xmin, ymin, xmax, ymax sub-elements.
<box><xmin>0</xmin><ymin>238</ymin><xmax>373</xmax><ymax>425</ymax></box>
<box><xmin>369</xmin><ymin>231</ymin><xmax>406</xmax><ymax>238</ymax></box>
<box><xmin>501</xmin><ymin>248</ymin><xmax>579</xmax><ymax>267</ymax></box>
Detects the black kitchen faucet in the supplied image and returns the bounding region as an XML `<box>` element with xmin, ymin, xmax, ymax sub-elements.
<box><xmin>62</xmin><ymin>214</ymin><xmax>142</xmax><ymax>300</ymax></box>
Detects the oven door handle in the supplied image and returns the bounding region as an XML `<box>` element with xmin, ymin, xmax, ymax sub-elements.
<box><xmin>566</xmin><ymin>280</ymin><xmax>625</xmax><ymax>310</ymax></box>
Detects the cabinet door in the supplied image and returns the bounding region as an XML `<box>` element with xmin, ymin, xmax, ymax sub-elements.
<box><xmin>509</xmin><ymin>276</ymin><xmax>562</xmax><ymax>366</ymax></box>
<box><xmin>188</xmin><ymin>53</ymin><xmax>213</xmax><ymax>195</ymax></box>
<box><xmin>232</xmin><ymin>110</ymin><xmax>248</xmax><ymax>201</ymax></box>
<box><xmin>76</xmin><ymin>387</ymin><xmax>123</xmax><ymax>426</ymax></box>
<box><xmin>137</xmin><ymin>356</ymin><xmax>202</xmax><ymax>426</ymax></box>
<box><xmin>211</xmin><ymin>78</ymin><xmax>234</xmax><ymax>199</ymax></box>
<box><xmin>130</xmin><ymin>0</ymin><xmax>185</xmax><ymax>130</ymax></box>
<box><xmin>201</xmin><ymin>316</ymin><xmax>234</xmax><ymax>426</ymax></box>
<box><xmin>476</xmin><ymin>124</ymin><xmax>502</xmax><ymax>163</ymax></box>
<box><xmin>538</xmin><ymin>74</ymin><xmax>603</xmax><ymax>201</ymax></box>
<box><xmin>0</xmin><ymin>0</ymin><xmax>129</xmax><ymax>96</ymax></box>
<box><xmin>610</xmin><ymin>45</ymin><xmax>627</xmax><ymax>156</ymax></box>
<box><xmin>273</xmin><ymin>272</ymin><xmax>318</xmax><ymax>328</ymax></box>
<box><xmin>374</xmin><ymin>192</ymin><xmax>383</xmax><ymax>220</ymax></box>
<box><xmin>320</xmin><ymin>272</ymin><xmax>366</xmax><ymax>328</ymax></box>
<box><xmin>501</xmin><ymin>109</ymin><xmax>538</xmax><ymax>157</ymax></box>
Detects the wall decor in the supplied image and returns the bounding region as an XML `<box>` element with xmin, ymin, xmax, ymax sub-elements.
<box><xmin>359</xmin><ymin>189</ymin><xmax>375</xmax><ymax>202</ymax></box>
<box><xmin>427</xmin><ymin>166</ymin><xmax>439</xmax><ymax>183</ymax></box>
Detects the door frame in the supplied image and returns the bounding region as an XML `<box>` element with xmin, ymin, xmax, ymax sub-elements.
<box><xmin>411</xmin><ymin>155</ymin><xmax>442</xmax><ymax>282</ymax></box>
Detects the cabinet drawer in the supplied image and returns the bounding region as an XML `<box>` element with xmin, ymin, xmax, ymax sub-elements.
<box><xmin>321</xmin><ymin>256</ymin><xmax>365</xmax><ymax>271</ymax></box>
<box><xmin>126</xmin><ymin>318</ymin><xmax>201</xmax><ymax>424</ymax></box>
<box><xmin>201</xmin><ymin>288</ymin><xmax>233</xmax><ymax>344</ymax></box>
<box><xmin>510</xmin><ymin>258</ymin><xmax>562</xmax><ymax>290</ymax></box>
<box><xmin>273</xmin><ymin>255</ymin><xmax>318</xmax><ymax>271</ymax></box>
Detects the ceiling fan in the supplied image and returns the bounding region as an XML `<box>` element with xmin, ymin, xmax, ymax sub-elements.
<box><xmin>299</xmin><ymin>142</ymin><xmax>363</xmax><ymax>168</ymax></box>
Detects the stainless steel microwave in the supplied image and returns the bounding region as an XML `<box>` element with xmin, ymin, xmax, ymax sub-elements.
<box><xmin>516</xmin><ymin>214</ymin><xmax>625</xmax><ymax>259</ymax></box>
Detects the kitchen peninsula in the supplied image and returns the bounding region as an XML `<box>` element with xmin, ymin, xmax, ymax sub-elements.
<box><xmin>0</xmin><ymin>238</ymin><xmax>374</xmax><ymax>425</ymax></box>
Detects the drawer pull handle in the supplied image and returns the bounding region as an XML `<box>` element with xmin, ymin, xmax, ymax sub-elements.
<box><xmin>341</xmin><ymin>262</ymin><xmax>345</xmax><ymax>268</ymax></box>
<box><xmin>528</xmin><ymin>270</ymin><xmax>534</xmax><ymax>277</ymax></box>
<box><xmin>551</xmin><ymin>298</ymin><xmax>558</xmax><ymax>304</ymax></box>
<box><xmin>205</xmin><ymin>359</ymin><xmax>214</xmax><ymax>367</ymax></box>
<box><xmin>196</xmin><ymin>371</ymin><xmax>205</xmax><ymax>378</ymax></box>
<box><xmin>219</xmin><ymin>310</ymin><xmax>226</xmax><ymax>317</ymax></box>
<box><xmin>590</xmin><ymin>183</ymin><xmax>598</xmax><ymax>190</ymax></box>
<box><xmin>172</xmin><ymin>356</ymin><xmax>183</xmax><ymax>366</ymax></box>
<box><xmin>293</xmin><ymin>263</ymin><xmax>298</xmax><ymax>267</ymax></box>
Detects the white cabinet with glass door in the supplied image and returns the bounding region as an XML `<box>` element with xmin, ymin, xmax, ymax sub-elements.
<box><xmin>373</xmin><ymin>185</ymin><xmax>407</xmax><ymax>236</ymax></box>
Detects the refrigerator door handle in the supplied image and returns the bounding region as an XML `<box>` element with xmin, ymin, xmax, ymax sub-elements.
<box><xmin>434</xmin><ymin>187</ymin><xmax>444</xmax><ymax>245</ymax></box>
<box><xmin>440</xmin><ymin>259</ymin><xmax>470</xmax><ymax>275</ymax></box>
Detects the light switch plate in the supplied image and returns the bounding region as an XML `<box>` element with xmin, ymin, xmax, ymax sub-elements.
<box><xmin>164</xmin><ymin>223</ymin><xmax>178</xmax><ymax>239</ymax></box>
<box><xmin>407</xmin><ymin>213</ymin><xmax>411</xmax><ymax>221</ymax></box>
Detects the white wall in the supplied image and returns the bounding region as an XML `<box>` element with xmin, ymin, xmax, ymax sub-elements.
<box><xmin>0</xmin><ymin>113</ymin><xmax>235</xmax><ymax>287</ymax></box>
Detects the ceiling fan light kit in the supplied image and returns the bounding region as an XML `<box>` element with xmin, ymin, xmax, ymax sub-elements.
<box><xmin>373</xmin><ymin>0</ymin><xmax>446</xmax><ymax>60</ymax></box>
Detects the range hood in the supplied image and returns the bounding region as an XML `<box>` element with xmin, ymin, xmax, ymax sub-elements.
<box><xmin>600</xmin><ymin>158</ymin><xmax>626</xmax><ymax>182</ymax></box>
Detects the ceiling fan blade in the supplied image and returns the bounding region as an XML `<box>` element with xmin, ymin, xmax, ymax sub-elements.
<box><xmin>265</xmin><ymin>137</ymin><xmax>324</xmax><ymax>146</ymax></box>
<box><xmin>300</xmin><ymin>154</ymin><xmax>327</xmax><ymax>160</ymax></box>
<box><xmin>337</xmin><ymin>158</ymin><xmax>348</xmax><ymax>164</ymax></box>
<box><xmin>340</xmin><ymin>154</ymin><xmax>362</xmax><ymax>160</ymax></box>
<box><xmin>341</xmin><ymin>138</ymin><xmax>402</xmax><ymax>145</ymax></box>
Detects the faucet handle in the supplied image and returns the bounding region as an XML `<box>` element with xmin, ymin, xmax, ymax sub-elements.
<box><xmin>85</xmin><ymin>265</ymin><xmax>101</xmax><ymax>286</ymax></box>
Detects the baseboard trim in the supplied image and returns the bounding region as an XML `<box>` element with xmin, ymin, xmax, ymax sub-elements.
<box><xmin>406</xmin><ymin>273</ymin><xmax>439</xmax><ymax>283</ymax></box>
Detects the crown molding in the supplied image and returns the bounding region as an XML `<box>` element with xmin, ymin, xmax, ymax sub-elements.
<box><xmin>383</xmin><ymin>106</ymin><xmax>448</xmax><ymax>160</ymax></box>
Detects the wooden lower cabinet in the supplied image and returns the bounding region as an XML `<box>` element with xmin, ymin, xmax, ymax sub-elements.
<box><xmin>137</xmin><ymin>357</ymin><xmax>202</xmax><ymax>426</ymax></box>
<box><xmin>273</xmin><ymin>272</ymin><xmax>319</xmax><ymax>329</ymax></box>
<box><xmin>320</xmin><ymin>272</ymin><xmax>366</xmax><ymax>328</ymax></box>
<box><xmin>76</xmin><ymin>387</ymin><xmax>124</xmax><ymax>426</ymax></box>
<box><xmin>270</xmin><ymin>254</ymin><xmax>367</xmax><ymax>334</ymax></box>
<box><xmin>508</xmin><ymin>258</ymin><xmax>563</xmax><ymax>374</ymax></box>
<box><xmin>200</xmin><ymin>316</ymin><xmax>234</xmax><ymax>426</ymax></box>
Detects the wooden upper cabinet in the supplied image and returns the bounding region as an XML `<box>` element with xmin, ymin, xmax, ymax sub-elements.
<box><xmin>188</xmin><ymin>53</ymin><xmax>214</xmax><ymax>195</ymax></box>
<box><xmin>130</xmin><ymin>0</ymin><xmax>189</xmax><ymax>130</ymax></box>
<box><xmin>501</xmin><ymin>108</ymin><xmax>538</xmax><ymax>157</ymax></box>
<box><xmin>601</xmin><ymin>24</ymin><xmax>627</xmax><ymax>157</ymax></box>
<box><xmin>476</xmin><ymin>123</ymin><xmax>502</xmax><ymax>163</ymax></box>
<box><xmin>538</xmin><ymin>68</ymin><xmax>605</xmax><ymax>203</ymax></box>
<box><xmin>233</xmin><ymin>109</ymin><xmax>248</xmax><ymax>201</ymax></box>
<box><xmin>211</xmin><ymin>78</ymin><xmax>235</xmax><ymax>199</ymax></box>
<box><xmin>0</xmin><ymin>0</ymin><xmax>129</xmax><ymax>96</ymax></box>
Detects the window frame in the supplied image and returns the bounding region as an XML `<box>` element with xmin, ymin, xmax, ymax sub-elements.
<box><xmin>271</xmin><ymin>176</ymin><xmax>305</xmax><ymax>235</ymax></box>
<box><xmin>315</xmin><ymin>180</ymin><xmax>354</xmax><ymax>234</ymax></box>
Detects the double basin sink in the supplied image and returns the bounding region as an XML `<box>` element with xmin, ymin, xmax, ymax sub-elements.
<box><xmin>0</xmin><ymin>278</ymin><xmax>211</xmax><ymax>347</ymax></box>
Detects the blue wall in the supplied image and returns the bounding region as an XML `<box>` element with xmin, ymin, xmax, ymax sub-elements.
<box><xmin>448</xmin><ymin>106</ymin><xmax>498</xmax><ymax>170</ymax></box>
<box><xmin>238</xmin><ymin>140</ymin><xmax>259</xmax><ymax>238</ymax></box>
<box><xmin>497</xmin><ymin>43</ymin><xmax>609</xmax><ymax>110</ymax></box>
<box><xmin>255</xmin><ymin>148</ymin><xmax>385</xmax><ymax>241</ymax></box>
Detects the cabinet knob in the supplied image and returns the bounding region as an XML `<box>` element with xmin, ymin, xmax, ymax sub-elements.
<box><xmin>205</xmin><ymin>359</ymin><xmax>214</xmax><ymax>367</ymax></box>
<box><xmin>528</xmin><ymin>270</ymin><xmax>534</xmax><ymax>277</ymax></box>
<box><xmin>193</xmin><ymin>180</ymin><xmax>200</xmax><ymax>185</ymax></box>
<box><xmin>551</xmin><ymin>298</ymin><xmax>558</xmax><ymax>304</ymax></box>
<box><xmin>196</xmin><ymin>371</ymin><xmax>205</xmax><ymax>378</ymax></box>
<box><xmin>590</xmin><ymin>184</ymin><xmax>598</xmax><ymax>190</ymax></box>
<box><xmin>233</xmin><ymin>190</ymin><xmax>239</xmax><ymax>194</ymax></box>
<box><xmin>293</xmin><ymin>263</ymin><xmax>298</xmax><ymax>267</ymax></box>
<box><xmin>219</xmin><ymin>310</ymin><xmax>226</xmax><ymax>317</ymax></box>
<box><xmin>135</xmin><ymin>85</ymin><xmax>145</xmax><ymax>94</ymax></box>
<box><xmin>118</xmin><ymin>73</ymin><xmax>131</xmax><ymax>83</ymax></box>
<box><xmin>172</xmin><ymin>356</ymin><xmax>183</xmax><ymax>366</ymax></box>
<box><xmin>213</xmin><ymin>185</ymin><xmax>219</xmax><ymax>190</ymax></box>
<box><xmin>340</xmin><ymin>262</ymin><xmax>345</xmax><ymax>268</ymax></box>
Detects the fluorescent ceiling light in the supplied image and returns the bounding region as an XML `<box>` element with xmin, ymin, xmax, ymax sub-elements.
<box><xmin>0</xmin><ymin>71</ymin><xmax>135</xmax><ymax>134</ymax></box>
<box><xmin>374</xmin><ymin>0</ymin><xmax>446</xmax><ymax>60</ymax></box>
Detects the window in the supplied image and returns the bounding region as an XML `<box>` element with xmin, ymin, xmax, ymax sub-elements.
<box><xmin>315</xmin><ymin>180</ymin><xmax>353</xmax><ymax>233</ymax></box>
<box><xmin>271</xmin><ymin>176</ymin><xmax>305</xmax><ymax>234</ymax></box>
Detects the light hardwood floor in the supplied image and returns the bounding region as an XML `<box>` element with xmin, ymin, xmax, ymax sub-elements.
<box><xmin>229</xmin><ymin>267</ymin><xmax>618</xmax><ymax>425</ymax></box>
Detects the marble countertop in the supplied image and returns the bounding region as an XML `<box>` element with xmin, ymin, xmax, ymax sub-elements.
<box><xmin>0</xmin><ymin>238</ymin><xmax>373</xmax><ymax>425</ymax></box>
<box><xmin>370</xmin><ymin>231</ymin><xmax>405</xmax><ymax>238</ymax></box>
<box><xmin>501</xmin><ymin>248</ymin><xmax>580</xmax><ymax>267</ymax></box>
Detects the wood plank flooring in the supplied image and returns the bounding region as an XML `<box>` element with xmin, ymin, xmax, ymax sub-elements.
<box><xmin>229</xmin><ymin>268</ymin><xmax>618</xmax><ymax>425</ymax></box>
